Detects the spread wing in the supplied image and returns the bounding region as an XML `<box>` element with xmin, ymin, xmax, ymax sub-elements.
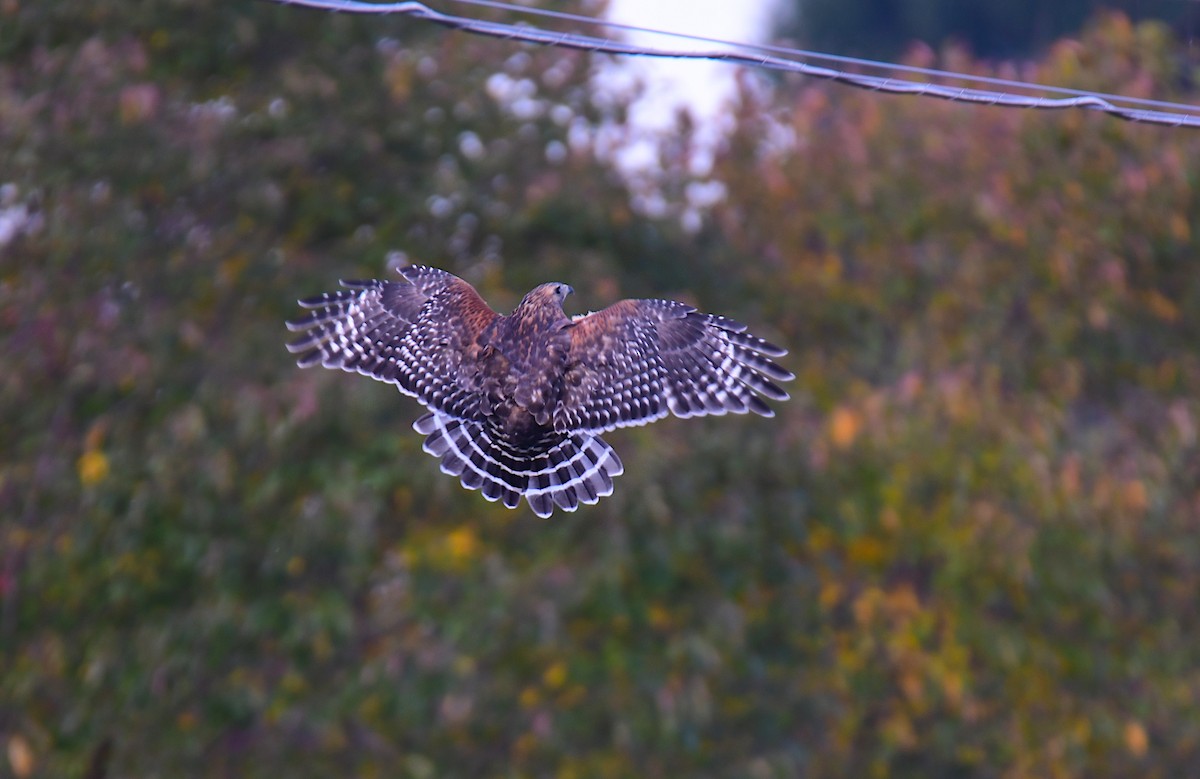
<box><xmin>554</xmin><ymin>299</ymin><xmax>794</xmax><ymax>433</ymax></box>
<box><xmin>286</xmin><ymin>265</ymin><xmax>498</xmax><ymax>420</ymax></box>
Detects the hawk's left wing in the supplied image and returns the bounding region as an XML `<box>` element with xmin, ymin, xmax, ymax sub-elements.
<box><xmin>554</xmin><ymin>298</ymin><xmax>793</xmax><ymax>434</ymax></box>
<box><xmin>286</xmin><ymin>265</ymin><xmax>498</xmax><ymax>420</ymax></box>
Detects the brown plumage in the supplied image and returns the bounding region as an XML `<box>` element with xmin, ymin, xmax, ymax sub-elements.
<box><xmin>286</xmin><ymin>265</ymin><xmax>793</xmax><ymax>517</ymax></box>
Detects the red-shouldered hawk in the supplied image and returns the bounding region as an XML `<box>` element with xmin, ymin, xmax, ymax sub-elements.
<box><xmin>287</xmin><ymin>265</ymin><xmax>793</xmax><ymax>517</ymax></box>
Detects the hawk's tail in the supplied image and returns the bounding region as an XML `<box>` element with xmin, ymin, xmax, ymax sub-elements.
<box><xmin>413</xmin><ymin>411</ymin><xmax>624</xmax><ymax>518</ymax></box>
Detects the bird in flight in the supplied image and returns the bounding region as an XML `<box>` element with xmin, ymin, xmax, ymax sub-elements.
<box><xmin>286</xmin><ymin>266</ymin><xmax>793</xmax><ymax>517</ymax></box>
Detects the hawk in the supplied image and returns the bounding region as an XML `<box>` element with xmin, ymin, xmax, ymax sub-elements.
<box><xmin>286</xmin><ymin>265</ymin><xmax>793</xmax><ymax>517</ymax></box>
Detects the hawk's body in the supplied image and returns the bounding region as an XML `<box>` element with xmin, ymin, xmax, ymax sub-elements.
<box><xmin>287</xmin><ymin>265</ymin><xmax>793</xmax><ymax>517</ymax></box>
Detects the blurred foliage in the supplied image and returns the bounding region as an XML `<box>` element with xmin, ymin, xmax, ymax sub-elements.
<box><xmin>779</xmin><ymin>0</ymin><xmax>1200</xmax><ymax>59</ymax></box>
<box><xmin>2</xmin><ymin>1</ymin><xmax>1200</xmax><ymax>777</ymax></box>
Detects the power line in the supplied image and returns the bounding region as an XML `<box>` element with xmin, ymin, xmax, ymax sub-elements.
<box><xmin>443</xmin><ymin>0</ymin><xmax>1200</xmax><ymax>116</ymax></box>
<box><xmin>269</xmin><ymin>0</ymin><xmax>1200</xmax><ymax>129</ymax></box>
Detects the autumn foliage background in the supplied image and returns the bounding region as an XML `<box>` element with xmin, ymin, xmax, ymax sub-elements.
<box><xmin>3</xmin><ymin>1</ymin><xmax>1200</xmax><ymax>776</ymax></box>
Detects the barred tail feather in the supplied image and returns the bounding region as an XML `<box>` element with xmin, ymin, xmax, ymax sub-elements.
<box><xmin>414</xmin><ymin>412</ymin><xmax>623</xmax><ymax>518</ymax></box>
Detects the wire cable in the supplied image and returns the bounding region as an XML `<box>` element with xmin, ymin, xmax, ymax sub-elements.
<box><xmin>442</xmin><ymin>0</ymin><xmax>1200</xmax><ymax>116</ymax></box>
<box><xmin>268</xmin><ymin>0</ymin><xmax>1200</xmax><ymax>129</ymax></box>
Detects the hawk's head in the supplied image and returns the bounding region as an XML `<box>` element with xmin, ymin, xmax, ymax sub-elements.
<box><xmin>538</xmin><ymin>282</ymin><xmax>573</xmax><ymax>304</ymax></box>
<box><xmin>511</xmin><ymin>281</ymin><xmax>574</xmax><ymax>330</ymax></box>
<box><xmin>517</xmin><ymin>282</ymin><xmax>573</xmax><ymax>310</ymax></box>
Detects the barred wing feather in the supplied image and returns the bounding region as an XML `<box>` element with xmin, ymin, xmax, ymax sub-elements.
<box><xmin>285</xmin><ymin>265</ymin><xmax>497</xmax><ymax>421</ymax></box>
<box><xmin>555</xmin><ymin>299</ymin><xmax>794</xmax><ymax>434</ymax></box>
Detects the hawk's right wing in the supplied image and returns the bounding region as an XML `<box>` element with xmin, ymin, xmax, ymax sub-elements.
<box><xmin>286</xmin><ymin>265</ymin><xmax>498</xmax><ymax>421</ymax></box>
<box><xmin>554</xmin><ymin>298</ymin><xmax>793</xmax><ymax>434</ymax></box>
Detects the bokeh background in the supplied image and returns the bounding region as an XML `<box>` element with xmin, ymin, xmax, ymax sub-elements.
<box><xmin>4</xmin><ymin>1</ymin><xmax>1200</xmax><ymax>776</ymax></box>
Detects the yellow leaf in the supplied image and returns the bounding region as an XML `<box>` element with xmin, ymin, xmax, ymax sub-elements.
<box><xmin>1145</xmin><ymin>290</ymin><xmax>1179</xmax><ymax>323</ymax></box>
<box><xmin>445</xmin><ymin>527</ymin><xmax>480</xmax><ymax>564</ymax></box>
<box><xmin>884</xmin><ymin>584</ymin><xmax>920</xmax><ymax>618</ymax></box>
<box><xmin>881</xmin><ymin>711</ymin><xmax>917</xmax><ymax>749</ymax></box>
<box><xmin>518</xmin><ymin>686</ymin><xmax>540</xmax><ymax>709</ymax></box>
<box><xmin>84</xmin><ymin>420</ymin><xmax>108</xmax><ymax>451</ymax></box>
<box><xmin>7</xmin><ymin>736</ymin><xmax>33</xmax><ymax>779</ymax></box>
<box><xmin>829</xmin><ymin>406</ymin><xmax>862</xmax><ymax>449</ymax></box>
<box><xmin>218</xmin><ymin>253</ymin><xmax>249</xmax><ymax>287</ymax></box>
<box><xmin>282</xmin><ymin>671</ymin><xmax>306</xmax><ymax>695</ymax></box>
<box><xmin>852</xmin><ymin>587</ymin><xmax>883</xmax><ymax>626</ymax></box>
<box><xmin>818</xmin><ymin>582</ymin><xmax>842</xmax><ymax>611</ymax></box>
<box><xmin>647</xmin><ymin>603</ymin><xmax>672</xmax><ymax>630</ymax></box>
<box><xmin>847</xmin><ymin>536</ymin><xmax>886</xmax><ymax>567</ymax></box>
<box><xmin>940</xmin><ymin>670</ymin><xmax>964</xmax><ymax>709</ymax></box>
<box><xmin>1124</xmin><ymin>721</ymin><xmax>1148</xmax><ymax>757</ymax></box>
<box><xmin>1170</xmin><ymin>214</ymin><xmax>1190</xmax><ymax>241</ymax></box>
<box><xmin>77</xmin><ymin>450</ymin><xmax>110</xmax><ymax>486</ymax></box>
<box><xmin>1122</xmin><ymin>480</ymin><xmax>1148</xmax><ymax>513</ymax></box>
<box><xmin>543</xmin><ymin>661</ymin><xmax>567</xmax><ymax>690</ymax></box>
<box><xmin>808</xmin><ymin>525</ymin><xmax>834</xmax><ymax>553</ymax></box>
